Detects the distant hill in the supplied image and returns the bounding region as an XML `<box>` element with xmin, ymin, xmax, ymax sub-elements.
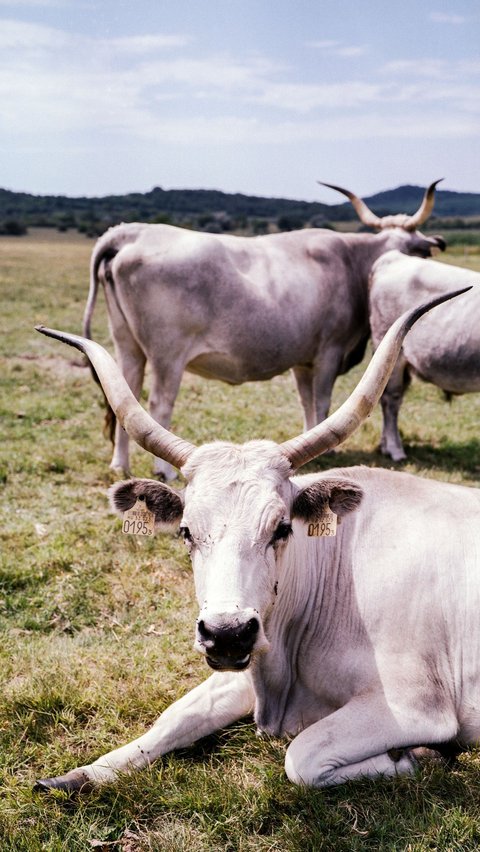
<box><xmin>1</xmin><ymin>183</ymin><xmax>479</xmax><ymax>236</ymax></box>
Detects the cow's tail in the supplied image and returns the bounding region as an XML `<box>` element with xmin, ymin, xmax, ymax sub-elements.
<box><xmin>82</xmin><ymin>223</ymin><xmax>144</xmax><ymax>445</ymax></box>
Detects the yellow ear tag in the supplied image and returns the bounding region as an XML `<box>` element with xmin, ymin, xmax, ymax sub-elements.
<box><xmin>122</xmin><ymin>498</ymin><xmax>155</xmax><ymax>537</ymax></box>
<box><xmin>307</xmin><ymin>505</ymin><xmax>337</xmax><ymax>538</ymax></box>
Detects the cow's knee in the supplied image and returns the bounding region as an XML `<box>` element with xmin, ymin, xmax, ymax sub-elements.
<box><xmin>285</xmin><ymin>740</ymin><xmax>419</xmax><ymax>788</ymax></box>
<box><xmin>284</xmin><ymin>738</ymin><xmax>332</xmax><ymax>786</ymax></box>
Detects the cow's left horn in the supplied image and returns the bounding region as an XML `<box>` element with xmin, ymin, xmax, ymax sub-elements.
<box><xmin>402</xmin><ymin>179</ymin><xmax>443</xmax><ymax>231</ymax></box>
<box><xmin>318</xmin><ymin>181</ymin><xmax>382</xmax><ymax>229</ymax></box>
<box><xmin>35</xmin><ymin>327</ymin><xmax>196</xmax><ymax>469</ymax></box>
<box><xmin>280</xmin><ymin>287</ymin><xmax>471</xmax><ymax>469</ymax></box>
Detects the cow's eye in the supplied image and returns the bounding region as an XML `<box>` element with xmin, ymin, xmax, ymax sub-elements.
<box><xmin>270</xmin><ymin>521</ymin><xmax>292</xmax><ymax>545</ymax></box>
<box><xmin>179</xmin><ymin>526</ymin><xmax>193</xmax><ymax>544</ymax></box>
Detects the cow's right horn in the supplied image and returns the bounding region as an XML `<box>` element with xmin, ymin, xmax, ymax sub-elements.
<box><xmin>402</xmin><ymin>179</ymin><xmax>443</xmax><ymax>231</ymax></box>
<box><xmin>280</xmin><ymin>287</ymin><xmax>472</xmax><ymax>469</ymax></box>
<box><xmin>35</xmin><ymin>327</ymin><xmax>196</xmax><ymax>470</ymax></box>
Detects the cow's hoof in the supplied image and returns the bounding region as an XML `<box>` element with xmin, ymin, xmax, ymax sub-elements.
<box><xmin>34</xmin><ymin>770</ymin><xmax>94</xmax><ymax>794</ymax></box>
<box><xmin>380</xmin><ymin>444</ymin><xmax>407</xmax><ymax>463</ymax></box>
<box><xmin>110</xmin><ymin>465</ymin><xmax>132</xmax><ymax>479</ymax></box>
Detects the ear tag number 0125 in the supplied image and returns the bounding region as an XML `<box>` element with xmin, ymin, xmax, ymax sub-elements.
<box><xmin>122</xmin><ymin>498</ymin><xmax>155</xmax><ymax>537</ymax></box>
<box><xmin>307</xmin><ymin>506</ymin><xmax>337</xmax><ymax>538</ymax></box>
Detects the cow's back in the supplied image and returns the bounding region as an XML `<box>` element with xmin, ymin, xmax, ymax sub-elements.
<box><xmin>106</xmin><ymin>226</ymin><xmax>370</xmax><ymax>383</ymax></box>
<box><xmin>370</xmin><ymin>251</ymin><xmax>480</xmax><ymax>392</ymax></box>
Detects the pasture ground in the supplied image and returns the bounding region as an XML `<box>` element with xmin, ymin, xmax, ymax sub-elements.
<box><xmin>1</xmin><ymin>230</ymin><xmax>480</xmax><ymax>851</ymax></box>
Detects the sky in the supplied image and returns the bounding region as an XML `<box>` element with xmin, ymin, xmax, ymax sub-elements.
<box><xmin>1</xmin><ymin>0</ymin><xmax>479</xmax><ymax>202</ymax></box>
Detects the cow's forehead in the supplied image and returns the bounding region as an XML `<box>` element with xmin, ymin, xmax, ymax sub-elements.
<box><xmin>182</xmin><ymin>440</ymin><xmax>292</xmax><ymax>482</ymax></box>
<box><xmin>181</xmin><ymin>440</ymin><xmax>293</xmax><ymax>524</ymax></box>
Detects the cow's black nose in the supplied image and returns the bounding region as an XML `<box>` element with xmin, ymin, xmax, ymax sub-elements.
<box><xmin>197</xmin><ymin>616</ymin><xmax>259</xmax><ymax>649</ymax></box>
<box><xmin>197</xmin><ymin>616</ymin><xmax>260</xmax><ymax>670</ymax></box>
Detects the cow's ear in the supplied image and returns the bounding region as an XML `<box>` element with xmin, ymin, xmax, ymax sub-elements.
<box><xmin>109</xmin><ymin>479</ymin><xmax>184</xmax><ymax>530</ymax></box>
<box><xmin>292</xmin><ymin>478</ymin><xmax>363</xmax><ymax>522</ymax></box>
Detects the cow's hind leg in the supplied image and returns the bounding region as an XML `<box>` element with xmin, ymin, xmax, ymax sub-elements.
<box><xmin>284</xmin><ymin>696</ymin><xmax>457</xmax><ymax>788</ymax></box>
<box><xmin>35</xmin><ymin>671</ymin><xmax>254</xmax><ymax>793</ymax></box>
<box><xmin>379</xmin><ymin>357</ymin><xmax>410</xmax><ymax>462</ymax></box>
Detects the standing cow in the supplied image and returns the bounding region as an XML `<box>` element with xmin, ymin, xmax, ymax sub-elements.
<box><xmin>369</xmin><ymin>250</ymin><xmax>480</xmax><ymax>460</ymax></box>
<box><xmin>34</xmin><ymin>287</ymin><xmax>479</xmax><ymax>794</ymax></box>
<box><xmin>84</xmin><ymin>182</ymin><xmax>445</xmax><ymax>480</ymax></box>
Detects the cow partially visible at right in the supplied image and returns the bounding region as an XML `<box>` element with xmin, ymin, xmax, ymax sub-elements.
<box><xmin>369</xmin><ymin>250</ymin><xmax>480</xmax><ymax>461</ymax></box>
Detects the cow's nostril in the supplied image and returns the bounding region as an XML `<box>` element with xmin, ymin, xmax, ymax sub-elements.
<box><xmin>242</xmin><ymin>617</ymin><xmax>259</xmax><ymax>640</ymax></box>
<box><xmin>197</xmin><ymin>619</ymin><xmax>215</xmax><ymax>647</ymax></box>
<box><xmin>197</xmin><ymin>616</ymin><xmax>259</xmax><ymax>648</ymax></box>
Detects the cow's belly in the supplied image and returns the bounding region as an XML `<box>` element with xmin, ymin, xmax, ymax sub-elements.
<box><xmin>409</xmin><ymin>353</ymin><xmax>480</xmax><ymax>394</ymax></box>
<box><xmin>404</xmin><ymin>314</ymin><xmax>480</xmax><ymax>394</ymax></box>
<box><xmin>186</xmin><ymin>350</ymin><xmax>298</xmax><ymax>384</ymax></box>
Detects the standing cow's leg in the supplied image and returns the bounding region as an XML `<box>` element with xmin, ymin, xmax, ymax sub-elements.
<box><xmin>285</xmin><ymin>695</ymin><xmax>457</xmax><ymax>787</ymax></box>
<box><xmin>109</xmin><ymin>337</ymin><xmax>146</xmax><ymax>476</ymax></box>
<box><xmin>379</xmin><ymin>356</ymin><xmax>409</xmax><ymax>462</ymax></box>
<box><xmin>147</xmin><ymin>358</ymin><xmax>186</xmax><ymax>481</ymax></box>
<box><xmin>292</xmin><ymin>348</ymin><xmax>344</xmax><ymax>431</ymax></box>
<box><xmin>103</xmin><ymin>280</ymin><xmax>146</xmax><ymax>476</ymax></box>
<box><xmin>35</xmin><ymin>671</ymin><xmax>254</xmax><ymax>793</ymax></box>
<box><xmin>292</xmin><ymin>365</ymin><xmax>316</xmax><ymax>431</ymax></box>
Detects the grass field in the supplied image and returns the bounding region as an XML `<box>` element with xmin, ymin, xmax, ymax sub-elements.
<box><xmin>1</xmin><ymin>229</ymin><xmax>480</xmax><ymax>851</ymax></box>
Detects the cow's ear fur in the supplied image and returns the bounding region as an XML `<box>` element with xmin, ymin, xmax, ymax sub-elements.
<box><xmin>292</xmin><ymin>478</ymin><xmax>363</xmax><ymax>522</ymax></box>
<box><xmin>109</xmin><ymin>479</ymin><xmax>184</xmax><ymax>530</ymax></box>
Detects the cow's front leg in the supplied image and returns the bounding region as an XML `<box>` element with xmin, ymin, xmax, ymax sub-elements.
<box><xmin>284</xmin><ymin>696</ymin><xmax>457</xmax><ymax>787</ymax></box>
<box><xmin>147</xmin><ymin>357</ymin><xmax>185</xmax><ymax>482</ymax></box>
<box><xmin>35</xmin><ymin>671</ymin><xmax>254</xmax><ymax>794</ymax></box>
<box><xmin>292</xmin><ymin>347</ymin><xmax>344</xmax><ymax>432</ymax></box>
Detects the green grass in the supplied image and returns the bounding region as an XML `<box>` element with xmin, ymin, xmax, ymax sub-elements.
<box><xmin>1</xmin><ymin>230</ymin><xmax>480</xmax><ymax>850</ymax></box>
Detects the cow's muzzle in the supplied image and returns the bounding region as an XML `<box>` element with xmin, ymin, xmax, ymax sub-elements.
<box><xmin>196</xmin><ymin>615</ymin><xmax>260</xmax><ymax>671</ymax></box>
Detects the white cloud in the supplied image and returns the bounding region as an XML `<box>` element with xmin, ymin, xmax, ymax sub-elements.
<box><xmin>336</xmin><ymin>45</ymin><xmax>368</xmax><ymax>57</ymax></box>
<box><xmin>430</xmin><ymin>12</ymin><xmax>467</xmax><ymax>24</ymax></box>
<box><xmin>0</xmin><ymin>18</ymin><xmax>74</xmax><ymax>51</ymax></box>
<box><xmin>124</xmin><ymin>112</ymin><xmax>479</xmax><ymax>146</ymax></box>
<box><xmin>382</xmin><ymin>59</ymin><xmax>450</xmax><ymax>78</ymax></box>
<box><xmin>108</xmin><ymin>34</ymin><xmax>193</xmax><ymax>53</ymax></box>
<box><xmin>306</xmin><ymin>39</ymin><xmax>368</xmax><ymax>58</ymax></box>
<box><xmin>131</xmin><ymin>55</ymin><xmax>281</xmax><ymax>90</ymax></box>
<box><xmin>0</xmin><ymin>14</ymin><xmax>478</xmax><ymax>154</ymax></box>
<box><xmin>250</xmin><ymin>80</ymin><xmax>381</xmax><ymax>112</ymax></box>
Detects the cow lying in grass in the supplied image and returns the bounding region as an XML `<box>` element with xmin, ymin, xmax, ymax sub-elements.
<box><xmin>35</xmin><ymin>288</ymin><xmax>480</xmax><ymax>793</ymax></box>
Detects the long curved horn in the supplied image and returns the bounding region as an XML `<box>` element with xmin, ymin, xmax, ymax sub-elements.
<box><xmin>35</xmin><ymin>327</ymin><xmax>196</xmax><ymax>470</ymax></box>
<box><xmin>281</xmin><ymin>287</ymin><xmax>471</xmax><ymax>469</ymax></box>
<box><xmin>318</xmin><ymin>181</ymin><xmax>382</xmax><ymax>228</ymax></box>
<box><xmin>319</xmin><ymin>179</ymin><xmax>443</xmax><ymax>231</ymax></box>
<box><xmin>402</xmin><ymin>179</ymin><xmax>443</xmax><ymax>231</ymax></box>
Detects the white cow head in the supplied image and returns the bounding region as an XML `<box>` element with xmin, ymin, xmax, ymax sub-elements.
<box><xmin>108</xmin><ymin>440</ymin><xmax>363</xmax><ymax>671</ymax></box>
<box><xmin>36</xmin><ymin>288</ymin><xmax>467</xmax><ymax>671</ymax></box>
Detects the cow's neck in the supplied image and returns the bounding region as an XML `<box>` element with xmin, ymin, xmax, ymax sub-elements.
<box><xmin>344</xmin><ymin>231</ymin><xmax>397</xmax><ymax>279</ymax></box>
<box><xmin>251</xmin><ymin>528</ymin><xmax>356</xmax><ymax>736</ymax></box>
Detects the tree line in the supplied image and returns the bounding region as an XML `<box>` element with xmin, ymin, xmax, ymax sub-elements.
<box><xmin>1</xmin><ymin>184</ymin><xmax>479</xmax><ymax>238</ymax></box>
